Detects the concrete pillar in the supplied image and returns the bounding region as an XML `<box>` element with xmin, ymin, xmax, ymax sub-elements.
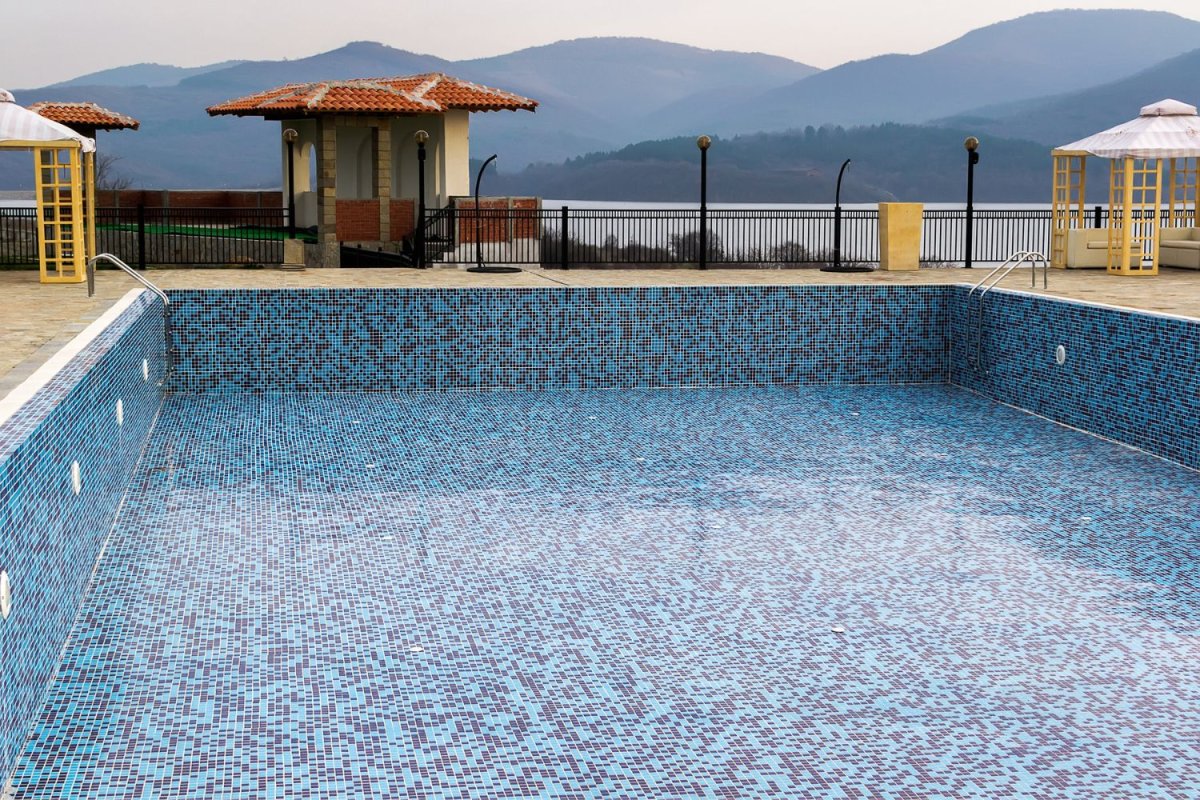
<box><xmin>316</xmin><ymin>117</ymin><xmax>339</xmax><ymax>266</ymax></box>
<box><xmin>317</xmin><ymin>117</ymin><xmax>337</xmax><ymax>244</ymax></box>
<box><xmin>376</xmin><ymin>118</ymin><xmax>391</xmax><ymax>241</ymax></box>
<box><xmin>879</xmin><ymin>202</ymin><xmax>923</xmax><ymax>271</ymax></box>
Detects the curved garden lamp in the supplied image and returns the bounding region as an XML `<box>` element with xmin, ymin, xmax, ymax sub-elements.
<box><xmin>467</xmin><ymin>154</ymin><xmax>521</xmax><ymax>274</ymax></box>
<box><xmin>821</xmin><ymin>158</ymin><xmax>872</xmax><ymax>272</ymax></box>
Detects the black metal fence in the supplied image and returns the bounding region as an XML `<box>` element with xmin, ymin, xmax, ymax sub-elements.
<box><xmin>0</xmin><ymin>208</ymin><xmax>38</xmax><ymax>265</ymax></box>
<box><xmin>2</xmin><ymin>204</ymin><xmax>1195</xmax><ymax>268</ymax></box>
<box><xmin>1</xmin><ymin>206</ymin><xmax>288</xmax><ymax>267</ymax></box>
<box><xmin>431</xmin><ymin>206</ymin><xmax>1049</xmax><ymax>267</ymax></box>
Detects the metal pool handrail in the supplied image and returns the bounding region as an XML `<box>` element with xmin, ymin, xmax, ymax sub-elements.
<box><xmin>967</xmin><ymin>250</ymin><xmax>1049</xmax><ymax>372</ymax></box>
<box><xmin>87</xmin><ymin>253</ymin><xmax>169</xmax><ymax>305</ymax></box>
<box><xmin>968</xmin><ymin>249</ymin><xmax>1048</xmax><ymax>303</ymax></box>
<box><xmin>87</xmin><ymin>253</ymin><xmax>174</xmax><ymax>380</ymax></box>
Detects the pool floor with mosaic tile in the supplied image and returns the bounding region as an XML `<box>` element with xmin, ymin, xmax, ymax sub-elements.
<box><xmin>9</xmin><ymin>385</ymin><xmax>1199</xmax><ymax>799</ymax></box>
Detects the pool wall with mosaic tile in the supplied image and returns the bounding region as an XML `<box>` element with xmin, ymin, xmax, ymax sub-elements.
<box><xmin>163</xmin><ymin>283</ymin><xmax>1200</xmax><ymax>470</ymax></box>
<box><xmin>0</xmin><ymin>292</ymin><xmax>166</xmax><ymax>780</ymax></box>
<box><xmin>950</xmin><ymin>286</ymin><xmax>1200</xmax><ymax>470</ymax></box>
<box><xmin>166</xmin><ymin>285</ymin><xmax>951</xmax><ymax>392</ymax></box>
<box><xmin>4</xmin><ymin>281</ymin><xmax>1200</xmax><ymax>791</ymax></box>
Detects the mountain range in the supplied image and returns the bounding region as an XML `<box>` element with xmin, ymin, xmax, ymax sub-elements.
<box><xmin>3</xmin><ymin>9</ymin><xmax>1199</xmax><ymax>201</ymax></box>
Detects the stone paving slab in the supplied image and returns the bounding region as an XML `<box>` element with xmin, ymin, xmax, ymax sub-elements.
<box><xmin>2</xmin><ymin>265</ymin><xmax>1198</xmax><ymax>399</ymax></box>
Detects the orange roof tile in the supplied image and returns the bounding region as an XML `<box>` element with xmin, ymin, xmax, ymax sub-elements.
<box><xmin>27</xmin><ymin>101</ymin><xmax>140</xmax><ymax>130</ymax></box>
<box><xmin>206</xmin><ymin>73</ymin><xmax>538</xmax><ymax>117</ymax></box>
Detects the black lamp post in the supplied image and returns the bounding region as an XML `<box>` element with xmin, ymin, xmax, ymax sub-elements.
<box><xmin>821</xmin><ymin>158</ymin><xmax>872</xmax><ymax>273</ymax></box>
<box><xmin>697</xmin><ymin>135</ymin><xmax>711</xmax><ymax>270</ymax></box>
<box><xmin>414</xmin><ymin>130</ymin><xmax>428</xmax><ymax>267</ymax></box>
<box><xmin>467</xmin><ymin>154</ymin><xmax>521</xmax><ymax>274</ymax></box>
<box><xmin>964</xmin><ymin>136</ymin><xmax>980</xmax><ymax>269</ymax></box>
<box><xmin>283</xmin><ymin>128</ymin><xmax>298</xmax><ymax>239</ymax></box>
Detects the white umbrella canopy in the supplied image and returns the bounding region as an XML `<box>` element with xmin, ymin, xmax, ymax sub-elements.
<box><xmin>1056</xmin><ymin>99</ymin><xmax>1200</xmax><ymax>159</ymax></box>
<box><xmin>0</xmin><ymin>88</ymin><xmax>95</xmax><ymax>152</ymax></box>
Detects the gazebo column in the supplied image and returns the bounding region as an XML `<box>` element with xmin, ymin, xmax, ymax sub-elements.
<box><xmin>316</xmin><ymin>117</ymin><xmax>338</xmax><ymax>266</ymax></box>
<box><xmin>1107</xmin><ymin>157</ymin><xmax>1160</xmax><ymax>276</ymax></box>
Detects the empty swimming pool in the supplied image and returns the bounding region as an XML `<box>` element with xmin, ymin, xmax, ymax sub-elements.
<box><xmin>8</xmin><ymin>384</ymin><xmax>1199</xmax><ymax>798</ymax></box>
<box><xmin>2</xmin><ymin>283</ymin><xmax>1198</xmax><ymax>798</ymax></box>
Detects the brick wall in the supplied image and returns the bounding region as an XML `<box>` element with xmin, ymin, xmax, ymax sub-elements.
<box><xmin>389</xmin><ymin>199</ymin><xmax>416</xmax><ymax>242</ymax></box>
<box><xmin>455</xmin><ymin>198</ymin><xmax>540</xmax><ymax>244</ymax></box>
<box><xmin>336</xmin><ymin>199</ymin><xmax>381</xmax><ymax>241</ymax></box>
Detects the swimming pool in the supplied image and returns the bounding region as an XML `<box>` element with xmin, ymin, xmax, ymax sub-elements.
<box><xmin>1</xmin><ymin>284</ymin><xmax>1198</xmax><ymax>798</ymax></box>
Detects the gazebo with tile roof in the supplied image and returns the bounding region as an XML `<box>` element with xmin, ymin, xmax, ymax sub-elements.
<box><xmin>207</xmin><ymin>73</ymin><xmax>537</xmax><ymax>266</ymax></box>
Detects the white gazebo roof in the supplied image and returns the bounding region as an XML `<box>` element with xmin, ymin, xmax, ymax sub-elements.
<box><xmin>1055</xmin><ymin>99</ymin><xmax>1200</xmax><ymax>160</ymax></box>
<box><xmin>0</xmin><ymin>89</ymin><xmax>95</xmax><ymax>152</ymax></box>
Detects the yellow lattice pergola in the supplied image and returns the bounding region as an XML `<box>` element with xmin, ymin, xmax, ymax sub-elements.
<box><xmin>1051</xmin><ymin>99</ymin><xmax>1200</xmax><ymax>277</ymax></box>
<box><xmin>0</xmin><ymin>90</ymin><xmax>96</xmax><ymax>283</ymax></box>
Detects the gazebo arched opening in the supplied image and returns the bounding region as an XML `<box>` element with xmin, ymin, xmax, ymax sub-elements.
<box><xmin>0</xmin><ymin>90</ymin><xmax>97</xmax><ymax>283</ymax></box>
<box><xmin>1051</xmin><ymin>99</ymin><xmax>1200</xmax><ymax>276</ymax></box>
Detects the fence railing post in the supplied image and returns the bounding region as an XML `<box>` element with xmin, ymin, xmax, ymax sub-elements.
<box><xmin>136</xmin><ymin>203</ymin><xmax>146</xmax><ymax>270</ymax></box>
<box><xmin>561</xmin><ymin>205</ymin><xmax>569</xmax><ymax>269</ymax></box>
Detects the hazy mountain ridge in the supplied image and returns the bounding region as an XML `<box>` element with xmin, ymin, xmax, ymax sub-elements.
<box><xmin>43</xmin><ymin>60</ymin><xmax>248</xmax><ymax>89</ymax></box>
<box><xmin>3</xmin><ymin>10</ymin><xmax>1200</xmax><ymax>198</ymax></box>
<box><xmin>704</xmin><ymin>10</ymin><xmax>1200</xmax><ymax>135</ymax></box>
<box><xmin>933</xmin><ymin>47</ymin><xmax>1200</xmax><ymax>147</ymax></box>
<box><xmin>2</xmin><ymin>38</ymin><xmax>818</xmax><ymax>188</ymax></box>
<box><xmin>486</xmin><ymin>125</ymin><xmax>1050</xmax><ymax>202</ymax></box>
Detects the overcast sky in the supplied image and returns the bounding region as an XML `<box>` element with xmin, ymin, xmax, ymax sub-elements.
<box><xmin>5</xmin><ymin>0</ymin><xmax>1199</xmax><ymax>89</ymax></box>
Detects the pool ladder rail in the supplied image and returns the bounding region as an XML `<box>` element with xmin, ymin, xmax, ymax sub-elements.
<box><xmin>86</xmin><ymin>253</ymin><xmax>175</xmax><ymax>380</ymax></box>
<box><xmin>967</xmin><ymin>250</ymin><xmax>1049</xmax><ymax>373</ymax></box>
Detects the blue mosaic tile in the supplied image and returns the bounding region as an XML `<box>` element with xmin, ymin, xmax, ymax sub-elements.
<box><xmin>167</xmin><ymin>286</ymin><xmax>949</xmax><ymax>392</ymax></box>
<box><xmin>8</xmin><ymin>387</ymin><xmax>1200</xmax><ymax>799</ymax></box>
<box><xmin>0</xmin><ymin>293</ymin><xmax>166</xmax><ymax>780</ymax></box>
<box><xmin>6</xmin><ymin>283</ymin><xmax>1200</xmax><ymax>797</ymax></box>
<box><xmin>951</xmin><ymin>286</ymin><xmax>1200</xmax><ymax>469</ymax></box>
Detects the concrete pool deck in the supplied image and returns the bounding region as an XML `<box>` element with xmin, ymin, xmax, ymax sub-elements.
<box><xmin>3</xmin><ymin>264</ymin><xmax>1200</xmax><ymax>399</ymax></box>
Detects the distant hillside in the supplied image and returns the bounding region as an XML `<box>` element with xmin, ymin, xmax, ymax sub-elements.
<box><xmin>1</xmin><ymin>38</ymin><xmax>817</xmax><ymax>188</ymax></box>
<box><xmin>706</xmin><ymin>10</ymin><xmax>1200</xmax><ymax>135</ymax></box>
<box><xmin>44</xmin><ymin>60</ymin><xmax>247</xmax><ymax>89</ymax></box>
<box><xmin>934</xmin><ymin>47</ymin><xmax>1200</xmax><ymax>147</ymax></box>
<box><xmin>6</xmin><ymin>12</ymin><xmax>1200</xmax><ymax>195</ymax></box>
<box><xmin>177</xmin><ymin>42</ymin><xmax>452</xmax><ymax>94</ymax></box>
<box><xmin>486</xmin><ymin>125</ymin><xmax>1051</xmax><ymax>203</ymax></box>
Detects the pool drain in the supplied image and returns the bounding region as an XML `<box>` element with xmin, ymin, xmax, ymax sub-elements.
<box><xmin>409</xmin><ymin>645</ymin><xmax>424</xmax><ymax>653</ymax></box>
<box><xmin>116</xmin><ymin>398</ymin><xmax>124</xmax><ymax>427</ymax></box>
<box><xmin>141</xmin><ymin>359</ymin><xmax>149</xmax><ymax>381</ymax></box>
<box><xmin>831</xmin><ymin>625</ymin><xmax>846</xmax><ymax>634</ymax></box>
<box><xmin>71</xmin><ymin>461</ymin><xmax>82</xmax><ymax>495</ymax></box>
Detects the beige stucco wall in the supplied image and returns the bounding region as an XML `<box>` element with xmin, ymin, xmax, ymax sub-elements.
<box><xmin>280</xmin><ymin>119</ymin><xmax>319</xmax><ymax>227</ymax></box>
<box><xmin>442</xmin><ymin>110</ymin><xmax>470</xmax><ymax>202</ymax></box>
<box><xmin>335</xmin><ymin>125</ymin><xmax>375</xmax><ymax>200</ymax></box>
<box><xmin>388</xmin><ymin>111</ymin><xmax>470</xmax><ymax>209</ymax></box>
